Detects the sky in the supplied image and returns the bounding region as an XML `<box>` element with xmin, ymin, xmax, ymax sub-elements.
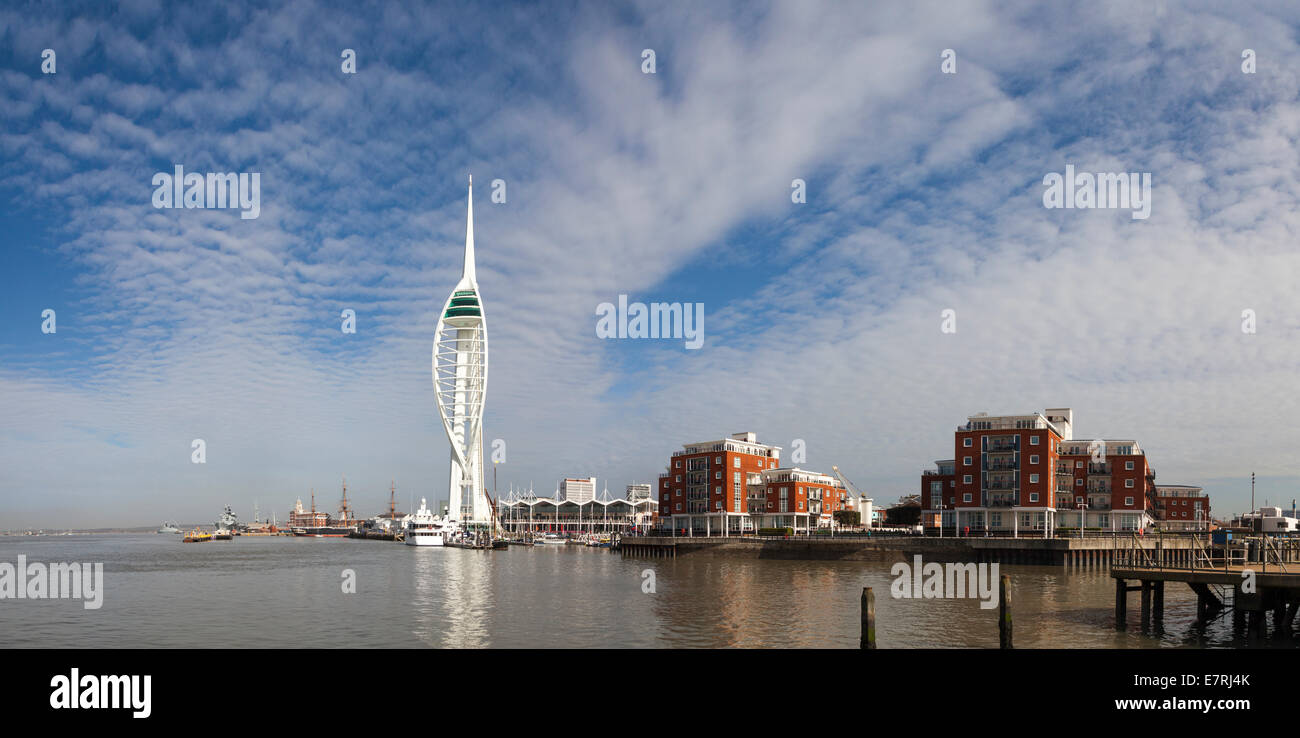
<box><xmin>1</xmin><ymin>0</ymin><xmax>1299</xmax><ymax>528</ymax></box>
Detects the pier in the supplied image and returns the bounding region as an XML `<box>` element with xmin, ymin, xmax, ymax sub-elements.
<box><xmin>1112</xmin><ymin>535</ymin><xmax>1300</xmax><ymax>638</ymax></box>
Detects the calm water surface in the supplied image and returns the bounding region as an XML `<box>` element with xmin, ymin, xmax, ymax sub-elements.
<box><xmin>0</xmin><ymin>535</ymin><xmax>1251</xmax><ymax>648</ymax></box>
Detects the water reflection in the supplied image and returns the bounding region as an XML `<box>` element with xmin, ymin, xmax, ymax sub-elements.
<box><xmin>0</xmin><ymin>536</ymin><xmax>1290</xmax><ymax>649</ymax></box>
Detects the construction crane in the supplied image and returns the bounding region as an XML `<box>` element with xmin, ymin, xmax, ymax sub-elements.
<box><xmin>831</xmin><ymin>466</ymin><xmax>874</xmax><ymax>529</ymax></box>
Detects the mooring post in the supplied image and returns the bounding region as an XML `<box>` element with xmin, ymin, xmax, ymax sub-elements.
<box><xmin>999</xmin><ymin>574</ymin><xmax>1012</xmax><ymax>649</ymax></box>
<box><xmin>860</xmin><ymin>587</ymin><xmax>876</xmax><ymax>650</ymax></box>
<box><xmin>1115</xmin><ymin>577</ymin><xmax>1127</xmax><ymax>630</ymax></box>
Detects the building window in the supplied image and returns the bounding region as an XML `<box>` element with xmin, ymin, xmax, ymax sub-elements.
<box><xmin>963</xmin><ymin>493</ymin><xmax>972</xmax><ymax>503</ymax></box>
<box><xmin>1029</xmin><ymin>493</ymin><xmax>1039</xmax><ymax>502</ymax></box>
<box><xmin>1076</xmin><ymin>479</ymin><xmax>1083</xmax><ymax>486</ymax></box>
<box><xmin>733</xmin><ymin>457</ymin><xmax>740</xmax><ymax>468</ymax></box>
<box><xmin>675</xmin><ymin>503</ymin><xmax>682</xmax><ymax>511</ymax></box>
<box><xmin>963</xmin><ymin>475</ymin><xmax>972</xmax><ymax>484</ymax></box>
<box><xmin>1029</xmin><ymin>455</ymin><xmax>1039</xmax><ymax>465</ymax></box>
<box><xmin>1125</xmin><ymin>461</ymin><xmax>1134</xmax><ymax>470</ymax></box>
<box><xmin>1125</xmin><ymin>497</ymin><xmax>1134</xmax><ymax>506</ymax></box>
<box><xmin>1125</xmin><ymin>479</ymin><xmax>1134</xmax><ymax>488</ymax></box>
<box><xmin>715</xmin><ymin>456</ymin><xmax>721</xmax><ymax>465</ymax></box>
<box><xmin>1029</xmin><ymin>474</ymin><xmax>1039</xmax><ymax>483</ymax></box>
<box><xmin>1075</xmin><ymin>461</ymin><xmax>1083</xmax><ymax>468</ymax></box>
<box><xmin>675</xmin><ymin>475</ymin><xmax>681</xmax><ymax>482</ymax></box>
<box><xmin>963</xmin><ymin>438</ymin><xmax>972</xmax><ymax>447</ymax></box>
<box><xmin>663</xmin><ymin>481</ymin><xmax>668</xmax><ymax>489</ymax></box>
<box><xmin>964</xmin><ymin>456</ymin><xmax>972</xmax><ymax>466</ymax></box>
<box><xmin>1030</xmin><ymin>436</ymin><xmax>1040</xmax><ymax>445</ymax></box>
<box><xmin>715</xmin><ymin>471</ymin><xmax>721</xmax><ymax>479</ymax></box>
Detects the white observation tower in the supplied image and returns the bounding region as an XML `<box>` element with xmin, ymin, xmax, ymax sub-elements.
<box><xmin>433</xmin><ymin>176</ymin><xmax>492</xmax><ymax>531</ymax></box>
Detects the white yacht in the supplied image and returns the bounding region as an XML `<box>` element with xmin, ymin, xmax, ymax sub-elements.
<box><xmin>405</xmin><ymin>497</ymin><xmax>448</xmax><ymax>546</ymax></box>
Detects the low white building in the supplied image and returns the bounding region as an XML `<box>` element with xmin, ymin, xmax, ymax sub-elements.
<box><xmin>1241</xmin><ymin>506</ymin><xmax>1299</xmax><ymax>534</ymax></box>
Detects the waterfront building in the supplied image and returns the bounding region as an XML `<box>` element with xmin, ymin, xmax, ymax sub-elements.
<box><xmin>433</xmin><ymin>176</ymin><xmax>493</xmax><ymax>531</ymax></box>
<box><xmin>1152</xmin><ymin>484</ymin><xmax>1211</xmax><ymax>532</ymax></box>
<box><xmin>657</xmin><ymin>432</ymin><xmax>848</xmax><ymax>535</ymax></box>
<box><xmin>748</xmin><ymin>467</ymin><xmax>847</xmax><ymax>531</ymax></box>
<box><xmin>559</xmin><ymin>477</ymin><xmax>596</xmax><ymax>504</ymax></box>
<box><xmin>497</xmin><ymin>492</ymin><xmax>657</xmax><ymax>535</ymax></box>
<box><xmin>918</xmin><ymin>408</ymin><xmax>1198</xmax><ymax>536</ymax></box>
<box><xmin>288</xmin><ymin>494</ymin><xmax>329</xmax><ymax>529</ymax></box>
<box><xmin>659</xmin><ymin>432</ymin><xmax>780</xmax><ymax>535</ymax></box>
<box><xmin>1239</xmin><ymin>506</ymin><xmax>1299</xmax><ymax>534</ymax></box>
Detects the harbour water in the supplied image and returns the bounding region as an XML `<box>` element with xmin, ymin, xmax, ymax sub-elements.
<box><xmin>0</xmin><ymin>535</ymin><xmax>1249</xmax><ymax>648</ymax></box>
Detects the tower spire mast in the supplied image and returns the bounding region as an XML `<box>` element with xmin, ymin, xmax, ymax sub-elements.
<box><xmin>463</xmin><ymin>174</ymin><xmax>476</xmax><ymax>285</ymax></box>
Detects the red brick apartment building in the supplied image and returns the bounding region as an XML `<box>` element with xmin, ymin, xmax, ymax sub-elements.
<box><xmin>1153</xmin><ymin>484</ymin><xmax>1211</xmax><ymax>531</ymax></box>
<box><xmin>658</xmin><ymin>432</ymin><xmax>848</xmax><ymax>535</ymax></box>
<box><xmin>919</xmin><ymin>408</ymin><xmax>1205</xmax><ymax>536</ymax></box>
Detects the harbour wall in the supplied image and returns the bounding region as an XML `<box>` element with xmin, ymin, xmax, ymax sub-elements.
<box><xmin>617</xmin><ymin>535</ymin><xmax>1201</xmax><ymax>566</ymax></box>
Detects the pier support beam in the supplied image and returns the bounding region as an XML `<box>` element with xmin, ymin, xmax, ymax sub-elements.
<box><xmin>1140</xmin><ymin>581</ymin><xmax>1152</xmax><ymax>633</ymax></box>
<box><xmin>999</xmin><ymin>574</ymin><xmax>1012</xmax><ymax>649</ymax></box>
<box><xmin>1152</xmin><ymin>581</ymin><xmax>1164</xmax><ymax>634</ymax></box>
<box><xmin>1115</xmin><ymin>578</ymin><xmax>1127</xmax><ymax>630</ymax></box>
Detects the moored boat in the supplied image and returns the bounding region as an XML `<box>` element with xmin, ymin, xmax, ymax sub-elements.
<box><xmin>183</xmin><ymin>529</ymin><xmax>212</xmax><ymax>543</ymax></box>
<box><xmin>404</xmin><ymin>497</ymin><xmax>447</xmax><ymax>546</ymax></box>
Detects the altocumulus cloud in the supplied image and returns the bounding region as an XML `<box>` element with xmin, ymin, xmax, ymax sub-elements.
<box><xmin>0</xmin><ymin>0</ymin><xmax>1298</xmax><ymax>527</ymax></box>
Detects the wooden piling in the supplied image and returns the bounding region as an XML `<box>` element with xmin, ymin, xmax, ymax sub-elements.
<box><xmin>1152</xmin><ymin>581</ymin><xmax>1164</xmax><ymax>633</ymax></box>
<box><xmin>860</xmin><ymin>587</ymin><xmax>876</xmax><ymax>650</ymax></box>
<box><xmin>1115</xmin><ymin>578</ymin><xmax>1127</xmax><ymax>630</ymax></box>
<box><xmin>1140</xmin><ymin>581</ymin><xmax>1152</xmax><ymax>633</ymax></box>
<box><xmin>999</xmin><ymin>574</ymin><xmax>1013</xmax><ymax>649</ymax></box>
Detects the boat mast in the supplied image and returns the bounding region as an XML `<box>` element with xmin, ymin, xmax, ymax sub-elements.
<box><xmin>340</xmin><ymin>474</ymin><xmax>353</xmax><ymax>522</ymax></box>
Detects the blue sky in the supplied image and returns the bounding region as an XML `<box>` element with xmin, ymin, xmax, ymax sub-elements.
<box><xmin>2</xmin><ymin>0</ymin><xmax>1300</xmax><ymax>528</ymax></box>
